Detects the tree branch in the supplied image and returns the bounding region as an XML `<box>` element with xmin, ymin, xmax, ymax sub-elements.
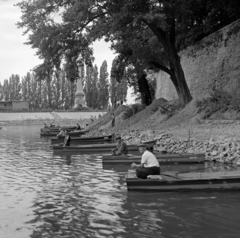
<box><xmin>148</xmin><ymin>61</ymin><xmax>172</xmax><ymax>76</ymax></box>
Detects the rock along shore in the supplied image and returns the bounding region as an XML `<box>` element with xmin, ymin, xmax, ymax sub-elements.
<box><xmin>85</xmin><ymin>111</ymin><xmax>240</xmax><ymax>165</ymax></box>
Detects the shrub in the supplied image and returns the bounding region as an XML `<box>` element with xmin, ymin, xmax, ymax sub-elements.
<box><xmin>196</xmin><ymin>89</ymin><xmax>232</xmax><ymax>116</ymax></box>
<box><xmin>122</xmin><ymin>103</ymin><xmax>145</xmax><ymax>120</ymax></box>
<box><xmin>122</xmin><ymin>107</ymin><xmax>133</xmax><ymax>120</ymax></box>
<box><xmin>229</xmin><ymin>83</ymin><xmax>240</xmax><ymax>111</ymax></box>
<box><xmin>159</xmin><ymin>100</ymin><xmax>181</xmax><ymax>118</ymax></box>
<box><xmin>132</xmin><ymin>103</ymin><xmax>145</xmax><ymax>115</ymax></box>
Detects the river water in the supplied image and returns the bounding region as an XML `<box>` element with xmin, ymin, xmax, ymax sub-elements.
<box><xmin>0</xmin><ymin>125</ymin><xmax>240</xmax><ymax>238</ymax></box>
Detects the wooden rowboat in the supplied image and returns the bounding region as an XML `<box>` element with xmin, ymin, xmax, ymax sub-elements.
<box><xmin>126</xmin><ymin>170</ymin><xmax>240</xmax><ymax>192</ymax></box>
<box><xmin>41</xmin><ymin>130</ymin><xmax>89</xmax><ymax>137</ymax></box>
<box><xmin>53</xmin><ymin>143</ymin><xmax>139</xmax><ymax>153</ymax></box>
<box><xmin>102</xmin><ymin>153</ymin><xmax>205</xmax><ymax>164</ymax></box>
<box><xmin>103</xmin><ymin>162</ymin><xmax>205</xmax><ymax>173</ymax></box>
<box><xmin>51</xmin><ymin>134</ymin><xmax>114</xmax><ymax>144</ymax></box>
<box><xmin>52</xmin><ymin>140</ymin><xmax>156</xmax><ymax>154</ymax></box>
<box><xmin>41</xmin><ymin>126</ymin><xmax>77</xmax><ymax>132</ymax></box>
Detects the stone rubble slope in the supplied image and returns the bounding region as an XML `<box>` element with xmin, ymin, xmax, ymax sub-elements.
<box><xmin>85</xmin><ymin>99</ymin><xmax>240</xmax><ymax>164</ymax></box>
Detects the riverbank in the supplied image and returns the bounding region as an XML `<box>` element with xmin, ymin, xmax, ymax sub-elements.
<box><xmin>85</xmin><ymin>99</ymin><xmax>240</xmax><ymax>164</ymax></box>
<box><xmin>2</xmin><ymin>103</ymin><xmax>240</xmax><ymax>164</ymax></box>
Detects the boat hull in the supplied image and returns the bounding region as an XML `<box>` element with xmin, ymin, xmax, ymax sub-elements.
<box><xmin>52</xmin><ymin>140</ymin><xmax>156</xmax><ymax>154</ymax></box>
<box><xmin>52</xmin><ymin>143</ymin><xmax>139</xmax><ymax>153</ymax></box>
<box><xmin>51</xmin><ymin>135</ymin><xmax>114</xmax><ymax>144</ymax></box>
<box><xmin>126</xmin><ymin>171</ymin><xmax>240</xmax><ymax>192</ymax></box>
<box><xmin>102</xmin><ymin>153</ymin><xmax>205</xmax><ymax>164</ymax></box>
<box><xmin>41</xmin><ymin>126</ymin><xmax>76</xmax><ymax>132</ymax></box>
<box><xmin>41</xmin><ymin>130</ymin><xmax>89</xmax><ymax>137</ymax></box>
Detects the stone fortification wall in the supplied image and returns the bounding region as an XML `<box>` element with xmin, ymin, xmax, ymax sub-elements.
<box><xmin>155</xmin><ymin>20</ymin><xmax>240</xmax><ymax>100</ymax></box>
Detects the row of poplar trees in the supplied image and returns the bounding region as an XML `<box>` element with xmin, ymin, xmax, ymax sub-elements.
<box><xmin>0</xmin><ymin>59</ymin><xmax>128</xmax><ymax>110</ymax></box>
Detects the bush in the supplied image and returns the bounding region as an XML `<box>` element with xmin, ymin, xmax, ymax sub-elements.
<box><xmin>159</xmin><ymin>100</ymin><xmax>181</xmax><ymax>118</ymax></box>
<box><xmin>229</xmin><ymin>85</ymin><xmax>240</xmax><ymax>111</ymax></box>
<box><xmin>122</xmin><ymin>104</ymin><xmax>145</xmax><ymax>120</ymax></box>
<box><xmin>196</xmin><ymin>89</ymin><xmax>232</xmax><ymax>117</ymax></box>
<box><xmin>122</xmin><ymin>107</ymin><xmax>133</xmax><ymax>120</ymax></box>
<box><xmin>132</xmin><ymin>103</ymin><xmax>145</xmax><ymax>115</ymax></box>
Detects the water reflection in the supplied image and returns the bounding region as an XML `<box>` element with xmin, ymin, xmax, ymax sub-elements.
<box><xmin>124</xmin><ymin>192</ymin><xmax>240</xmax><ymax>238</ymax></box>
<box><xmin>1</xmin><ymin>125</ymin><xmax>240</xmax><ymax>238</ymax></box>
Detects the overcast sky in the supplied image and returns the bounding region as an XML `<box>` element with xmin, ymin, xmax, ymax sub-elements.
<box><xmin>0</xmin><ymin>0</ymin><xmax>116</xmax><ymax>83</ymax></box>
<box><xmin>0</xmin><ymin>0</ymin><xmax>135</xmax><ymax>103</ymax></box>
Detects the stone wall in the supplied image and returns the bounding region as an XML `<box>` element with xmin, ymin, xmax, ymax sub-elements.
<box><xmin>155</xmin><ymin>20</ymin><xmax>240</xmax><ymax>100</ymax></box>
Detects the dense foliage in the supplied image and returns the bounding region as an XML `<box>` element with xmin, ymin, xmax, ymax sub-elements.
<box><xmin>16</xmin><ymin>0</ymin><xmax>239</xmax><ymax>106</ymax></box>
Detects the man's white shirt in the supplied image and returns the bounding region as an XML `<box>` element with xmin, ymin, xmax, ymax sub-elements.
<box><xmin>141</xmin><ymin>150</ymin><xmax>160</xmax><ymax>168</ymax></box>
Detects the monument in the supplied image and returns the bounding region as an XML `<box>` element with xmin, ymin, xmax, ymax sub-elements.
<box><xmin>73</xmin><ymin>61</ymin><xmax>86</xmax><ymax>110</ymax></box>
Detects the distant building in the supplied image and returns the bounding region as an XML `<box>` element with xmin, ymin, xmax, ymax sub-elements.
<box><xmin>0</xmin><ymin>101</ymin><xmax>29</xmax><ymax>111</ymax></box>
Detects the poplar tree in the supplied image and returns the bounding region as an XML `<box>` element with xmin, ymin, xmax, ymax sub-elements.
<box><xmin>109</xmin><ymin>59</ymin><xmax>128</xmax><ymax>108</ymax></box>
<box><xmin>98</xmin><ymin>60</ymin><xmax>109</xmax><ymax>109</ymax></box>
<box><xmin>84</xmin><ymin>65</ymin><xmax>99</xmax><ymax>109</ymax></box>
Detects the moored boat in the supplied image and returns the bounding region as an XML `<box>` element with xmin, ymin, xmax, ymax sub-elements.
<box><xmin>41</xmin><ymin>126</ymin><xmax>77</xmax><ymax>132</ymax></box>
<box><xmin>126</xmin><ymin>170</ymin><xmax>240</xmax><ymax>192</ymax></box>
<box><xmin>102</xmin><ymin>153</ymin><xmax>205</xmax><ymax>164</ymax></box>
<box><xmin>52</xmin><ymin>140</ymin><xmax>156</xmax><ymax>154</ymax></box>
<box><xmin>51</xmin><ymin>134</ymin><xmax>114</xmax><ymax>144</ymax></box>
<box><xmin>52</xmin><ymin>143</ymin><xmax>139</xmax><ymax>153</ymax></box>
<box><xmin>103</xmin><ymin>161</ymin><xmax>205</xmax><ymax>173</ymax></box>
<box><xmin>41</xmin><ymin>130</ymin><xmax>89</xmax><ymax>137</ymax></box>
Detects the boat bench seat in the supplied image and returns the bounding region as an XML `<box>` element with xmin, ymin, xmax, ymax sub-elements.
<box><xmin>147</xmin><ymin>175</ymin><xmax>163</xmax><ymax>180</ymax></box>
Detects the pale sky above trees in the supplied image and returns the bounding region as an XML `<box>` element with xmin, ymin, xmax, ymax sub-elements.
<box><xmin>0</xmin><ymin>0</ymin><xmax>115</xmax><ymax>84</ymax></box>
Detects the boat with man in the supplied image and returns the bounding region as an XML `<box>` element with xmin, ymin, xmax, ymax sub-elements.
<box><xmin>41</xmin><ymin>130</ymin><xmax>89</xmax><ymax>137</ymax></box>
<box><xmin>102</xmin><ymin>152</ymin><xmax>205</xmax><ymax>164</ymax></box>
<box><xmin>52</xmin><ymin>140</ymin><xmax>156</xmax><ymax>154</ymax></box>
<box><xmin>40</xmin><ymin>126</ymin><xmax>77</xmax><ymax>133</ymax></box>
<box><xmin>51</xmin><ymin>134</ymin><xmax>114</xmax><ymax>144</ymax></box>
<box><xmin>125</xmin><ymin>169</ymin><xmax>240</xmax><ymax>192</ymax></box>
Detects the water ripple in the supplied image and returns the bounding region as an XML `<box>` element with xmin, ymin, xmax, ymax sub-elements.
<box><xmin>1</xmin><ymin>125</ymin><xmax>240</xmax><ymax>238</ymax></box>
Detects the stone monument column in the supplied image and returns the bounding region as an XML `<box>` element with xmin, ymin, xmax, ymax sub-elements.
<box><xmin>73</xmin><ymin>61</ymin><xmax>86</xmax><ymax>110</ymax></box>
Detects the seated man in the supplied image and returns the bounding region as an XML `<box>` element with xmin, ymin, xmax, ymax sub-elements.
<box><xmin>111</xmin><ymin>136</ymin><xmax>128</xmax><ymax>156</ymax></box>
<box><xmin>131</xmin><ymin>143</ymin><xmax>160</xmax><ymax>179</ymax></box>
<box><xmin>76</xmin><ymin>123</ymin><xmax>81</xmax><ymax>130</ymax></box>
<box><xmin>63</xmin><ymin>132</ymin><xmax>71</xmax><ymax>147</ymax></box>
<box><xmin>56</xmin><ymin>129</ymin><xmax>67</xmax><ymax>138</ymax></box>
<box><xmin>44</xmin><ymin>123</ymin><xmax>48</xmax><ymax>129</ymax></box>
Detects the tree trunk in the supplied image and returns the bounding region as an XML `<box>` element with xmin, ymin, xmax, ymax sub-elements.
<box><xmin>166</xmin><ymin>38</ymin><xmax>192</xmax><ymax>105</ymax></box>
<box><xmin>145</xmin><ymin>21</ymin><xmax>193</xmax><ymax>106</ymax></box>
<box><xmin>137</xmin><ymin>73</ymin><xmax>152</xmax><ymax>106</ymax></box>
<box><xmin>47</xmin><ymin>77</ymin><xmax>52</xmax><ymax>109</ymax></box>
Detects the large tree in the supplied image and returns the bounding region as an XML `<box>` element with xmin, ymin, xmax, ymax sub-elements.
<box><xmin>17</xmin><ymin>0</ymin><xmax>240</xmax><ymax>105</ymax></box>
